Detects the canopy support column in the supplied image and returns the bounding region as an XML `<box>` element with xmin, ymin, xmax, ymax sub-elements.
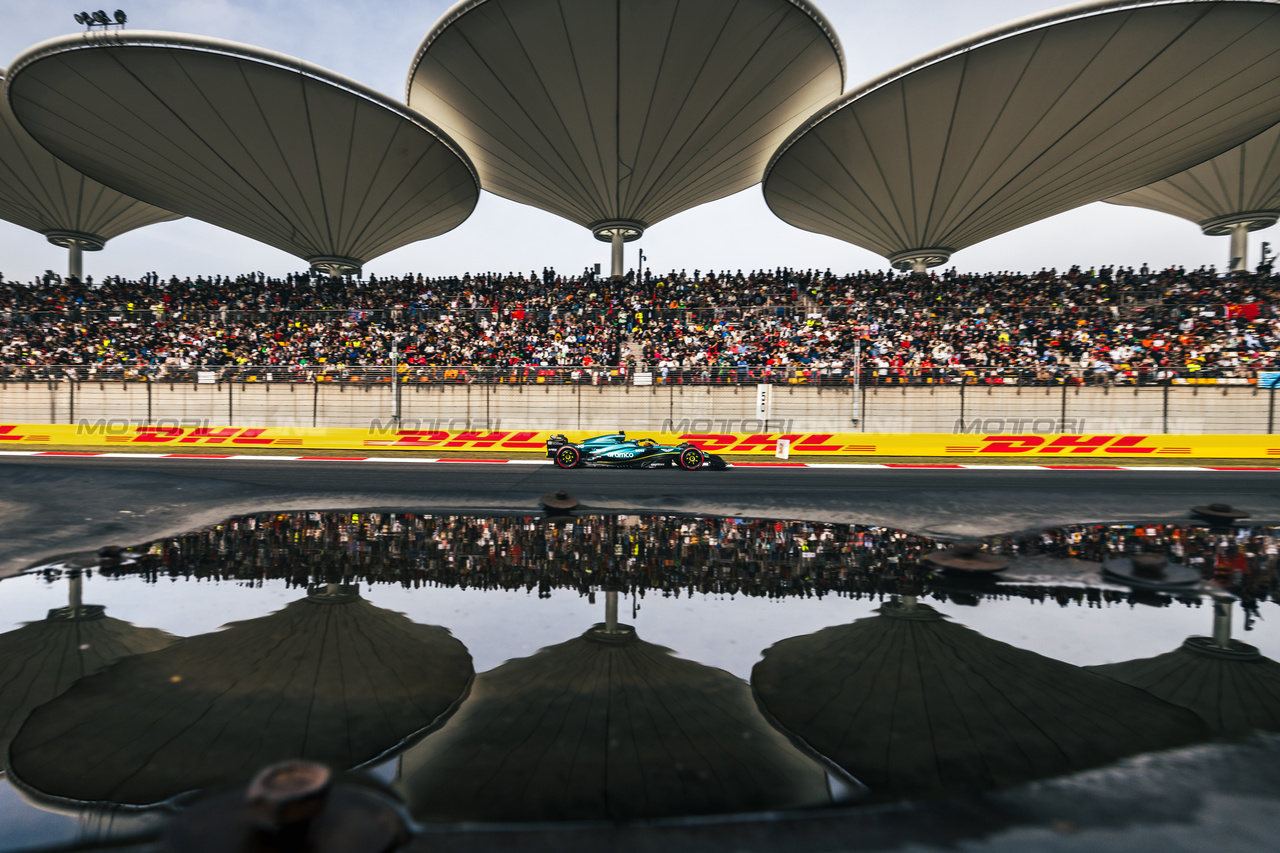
<box><xmin>604</xmin><ymin>590</ymin><xmax>619</xmax><ymax>634</ymax></box>
<box><xmin>1201</xmin><ymin>213</ymin><xmax>1279</xmax><ymax>274</ymax></box>
<box><xmin>888</xmin><ymin>248</ymin><xmax>953</xmax><ymax>275</ymax></box>
<box><xmin>1212</xmin><ymin>597</ymin><xmax>1233</xmax><ymax>649</ymax></box>
<box><xmin>1230</xmin><ymin>223</ymin><xmax>1249</xmax><ymax>272</ymax></box>
<box><xmin>611</xmin><ymin>231</ymin><xmax>625</xmax><ymax>279</ymax></box>
<box><xmin>69</xmin><ymin>572</ymin><xmax>83</xmax><ymax>610</ymax></box>
<box><xmin>591</xmin><ymin>220</ymin><xmax>644</xmax><ymax>281</ymax></box>
<box><xmin>45</xmin><ymin>231</ymin><xmax>104</xmax><ymax>281</ymax></box>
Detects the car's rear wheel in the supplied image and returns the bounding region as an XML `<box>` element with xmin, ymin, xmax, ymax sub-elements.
<box><xmin>677</xmin><ymin>446</ymin><xmax>705</xmax><ymax>470</ymax></box>
<box><xmin>554</xmin><ymin>445</ymin><xmax>582</xmax><ymax>469</ymax></box>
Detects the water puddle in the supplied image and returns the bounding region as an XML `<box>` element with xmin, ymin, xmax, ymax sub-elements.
<box><xmin>1</xmin><ymin>511</ymin><xmax>1277</xmax><ymax>849</ymax></box>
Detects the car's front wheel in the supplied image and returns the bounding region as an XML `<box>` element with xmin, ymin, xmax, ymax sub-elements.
<box><xmin>554</xmin><ymin>445</ymin><xmax>582</xmax><ymax>469</ymax></box>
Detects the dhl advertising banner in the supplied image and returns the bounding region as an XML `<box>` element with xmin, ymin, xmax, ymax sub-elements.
<box><xmin>0</xmin><ymin>423</ymin><xmax>1275</xmax><ymax>458</ymax></box>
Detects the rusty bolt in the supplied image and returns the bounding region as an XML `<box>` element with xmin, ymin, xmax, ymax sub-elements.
<box><xmin>245</xmin><ymin>761</ymin><xmax>332</xmax><ymax>832</ymax></box>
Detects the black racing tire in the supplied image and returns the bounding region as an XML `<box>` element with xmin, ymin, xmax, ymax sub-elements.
<box><xmin>554</xmin><ymin>445</ymin><xmax>582</xmax><ymax>469</ymax></box>
<box><xmin>677</xmin><ymin>446</ymin><xmax>706</xmax><ymax>470</ymax></box>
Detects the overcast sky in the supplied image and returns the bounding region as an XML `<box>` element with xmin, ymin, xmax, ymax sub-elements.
<box><xmin>1</xmin><ymin>0</ymin><xmax>1276</xmax><ymax>282</ymax></box>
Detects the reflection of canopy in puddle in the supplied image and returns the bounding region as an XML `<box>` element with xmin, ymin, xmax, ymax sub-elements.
<box><xmin>397</xmin><ymin>623</ymin><xmax>837</xmax><ymax>822</ymax></box>
<box><xmin>8</xmin><ymin>587</ymin><xmax>472</xmax><ymax>806</ymax></box>
<box><xmin>1090</xmin><ymin>601</ymin><xmax>1280</xmax><ymax>736</ymax></box>
<box><xmin>0</xmin><ymin>575</ymin><xmax>175</xmax><ymax>760</ymax></box>
<box><xmin>752</xmin><ymin>600</ymin><xmax>1208</xmax><ymax>801</ymax></box>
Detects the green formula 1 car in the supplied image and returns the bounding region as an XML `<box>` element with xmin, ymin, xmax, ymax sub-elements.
<box><xmin>546</xmin><ymin>431</ymin><xmax>726</xmax><ymax>470</ymax></box>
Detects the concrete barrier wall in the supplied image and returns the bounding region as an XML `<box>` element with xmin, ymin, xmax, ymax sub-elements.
<box><xmin>1</xmin><ymin>380</ymin><xmax>1274</xmax><ymax>434</ymax></box>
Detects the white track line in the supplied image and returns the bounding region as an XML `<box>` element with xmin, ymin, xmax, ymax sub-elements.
<box><xmin>0</xmin><ymin>450</ymin><xmax>1276</xmax><ymax>471</ymax></box>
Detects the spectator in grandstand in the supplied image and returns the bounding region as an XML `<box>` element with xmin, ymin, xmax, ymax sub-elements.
<box><xmin>2</xmin><ymin>264</ymin><xmax>1278</xmax><ymax>384</ymax></box>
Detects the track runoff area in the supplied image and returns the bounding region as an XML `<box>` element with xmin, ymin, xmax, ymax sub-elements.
<box><xmin>0</xmin><ymin>424</ymin><xmax>1277</xmax><ymax>471</ymax></box>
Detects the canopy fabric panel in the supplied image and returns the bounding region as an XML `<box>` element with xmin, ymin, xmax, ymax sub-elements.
<box><xmin>1091</xmin><ymin>645</ymin><xmax>1280</xmax><ymax>735</ymax></box>
<box><xmin>397</xmin><ymin>625</ymin><xmax>835</xmax><ymax>822</ymax></box>
<box><xmin>764</xmin><ymin>0</ymin><xmax>1280</xmax><ymax>264</ymax></box>
<box><xmin>5</xmin><ymin>34</ymin><xmax>479</xmax><ymax>267</ymax></box>
<box><xmin>752</xmin><ymin>602</ymin><xmax>1208</xmax><ymax>800</ymax></box>
<box><xmin>0</xmin><ymin>608</ymin><xmax>175</xmax><ymax>762</ymax></box>
<box><xmin>8</xmin><ymin>591</ymin><xmax>473</xmax><ymax>806</ymax></box>
<box><xmin>407</xmin><ymin>0</ymin><xmax>844</xmax><ymax>232</ymax></box>
<box><xmin>0</xmin><ymin>68</ymin><xmax>178</xmax><ymax>243</ymax></box>
<box><xmin>1106</xmin><ymin>123</ymin><xmax>1280</xmax><ymax>226</ymax></box>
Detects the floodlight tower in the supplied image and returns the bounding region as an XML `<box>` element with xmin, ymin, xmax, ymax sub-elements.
<box><xmin>73</xmin><ymin>10</ymin><xmax>127</xmax><ymax>30</ymax></box>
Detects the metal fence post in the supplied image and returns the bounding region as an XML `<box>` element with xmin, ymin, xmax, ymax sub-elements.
<box><xmin>853</xmin><ymin>339</ymin><xmax>861</xmax><ymax>429</ymax></box>
<box><xmin>1270</xmin><ymin>382</ymin><xmax>1275</xmax><ymax>435</ymax></box>
<box><xmin>228</xmin><ymin>381</ymin><xmax>234</xmax><ymax>425</ymax></box>
<box><xmin>146</xmin><ymin>381</ymin><xmax>153</xmax><ymax>426</ymax></box>
<box><xmin>391</xmin><ymin>343</ymin><xmax>401</xmax><ymax>426</ymax></box>
<box><xmin>312</xmin><ymin>381</ymin><xmax>319</xmax><ymax>428</ymax></box>
<box><xmin>1060</xmin><ymin>376</ymin><xmax>1067</xmax><ymax>432</ymax></box>
<box><xmin>68</xmin><ymin>379</ymin><xmax>75</xmax><ymax>425</ymax></box>
<box><xmin>1163</xmin><ymin>378</ymin><xmax>1170</xmax><ymax>434</ymax></box>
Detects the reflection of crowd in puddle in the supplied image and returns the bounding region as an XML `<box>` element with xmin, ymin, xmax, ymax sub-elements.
<box><xmin>1003</xmin><ymin>523</ymin><xmax>1280</xmax><ymax>608</ymax></box>
<box><xmin>124</xmin><ymin>512</ymin><xmax>930</xmax><ymax>600</ymax></box>
<box><xmin>100</xmin><ymin>512</ymin><xmax>1280</xmax><ymax>610</ymax></box>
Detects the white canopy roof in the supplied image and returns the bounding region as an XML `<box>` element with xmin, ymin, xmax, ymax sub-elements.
<box><xmin>0</xmin><ymin>67</ymin><xmax>178</xmax><ymax>251</ymax></box>
<box><xmin>5</xmin><ymin>33</ymin><xmax>480</xmax><ymax>273</ymax></box>
<box><xmin>407</xmin><ymin>0</ymin><xmax>844</xmax><ymax>239</ymax></box>
<box><xmin>764</xmin><ymin>0</ymin><xmax>1280</xmax><ymax>269</ymax></box>
<box><xmin>1106</xmin><ymin>122</ymin><xmax>1280</xmax><ymax>234</ymax></box>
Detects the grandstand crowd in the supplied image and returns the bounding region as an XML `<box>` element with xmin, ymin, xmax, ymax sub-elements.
<box><xmin>1</xmin><ymin>262</ymin><xmax>1278</xmax><ymax>384</ymax></box>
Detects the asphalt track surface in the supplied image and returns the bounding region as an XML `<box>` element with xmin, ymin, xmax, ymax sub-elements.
<box><xmin>4</xmin><ymin>453</ymin><xmax>1280</xmax><ymax>497</ymax></box>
